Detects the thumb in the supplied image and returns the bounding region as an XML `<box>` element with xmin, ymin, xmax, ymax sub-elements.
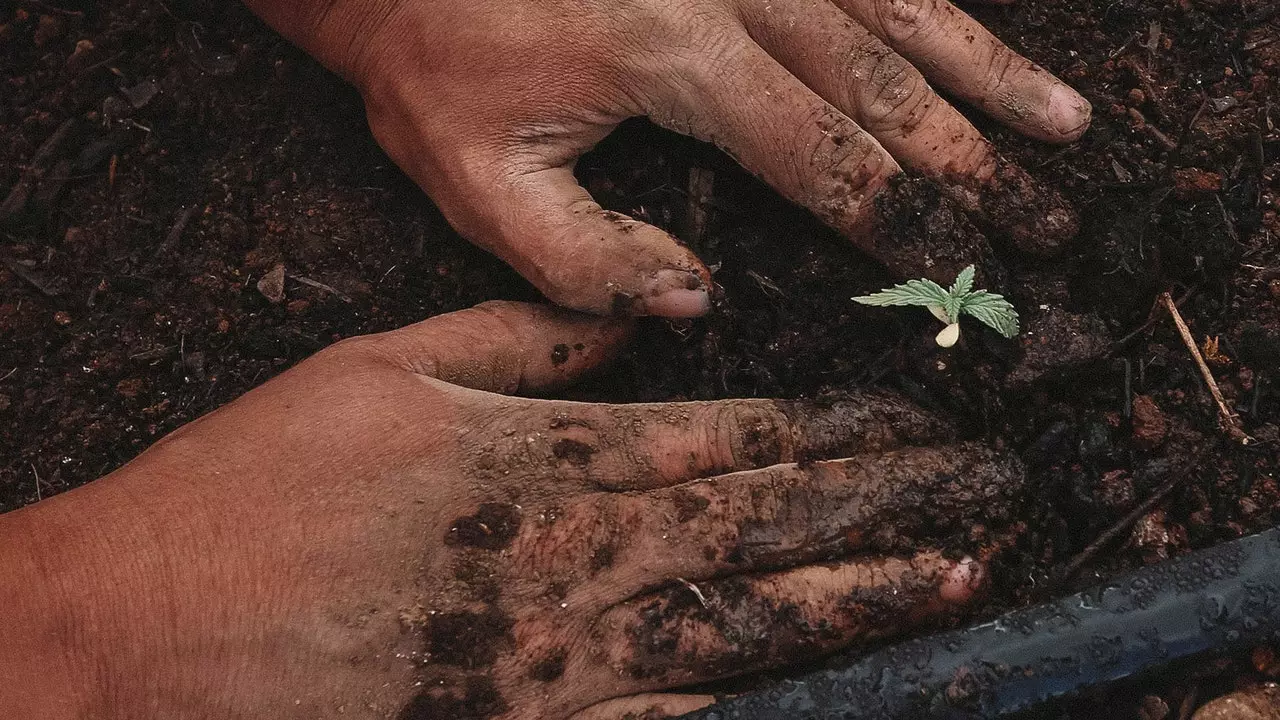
<box><xmin>451</xmin><ymin>164</ymin><xmax>713</xmax><ymax>318</ymax></box>
<box><xmin>365</xmin><ymin>301</ymin><xmax>632</xmax><ymax>395</ymax></box>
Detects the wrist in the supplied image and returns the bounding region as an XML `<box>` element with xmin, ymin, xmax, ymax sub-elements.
<box><xmin>242</xmin><ymin>0</ymin><xmax>406</xmax><ymax>88</ymax></box>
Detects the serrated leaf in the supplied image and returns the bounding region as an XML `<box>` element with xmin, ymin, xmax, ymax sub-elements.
<box><xmin>949</xmin><ymin>265</ymin><xmax>975</xmax><ymax>298</ymax></box>
<box><xmin>959</xmin><ymin>291</ymin><xmax>1019</xmax><ymax>338</ymax></box>
<box><xmin>942</xmin><ymin>294</ymin><xmax>963</xmax><ymax>323</ymax></box>
<box><xmin>852</xmin><ymin>278</ymin><xmax>951</xmax><ymax>309</ymax></box>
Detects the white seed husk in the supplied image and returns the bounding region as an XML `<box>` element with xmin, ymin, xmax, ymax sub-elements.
<box><xmin>927</xmin><ymin>304</ymin><xmax>950</xmax><ymax>323</ymax></box>
<box><xmin>936</xmin><ymin>322</ymin><xmax>961</xmax><ymax>347</ymax></box>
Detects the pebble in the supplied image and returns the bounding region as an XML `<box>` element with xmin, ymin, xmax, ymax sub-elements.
<box><xmin>257</xmin><ymin>263</ymin><xmax>286</xmax><ymax>303</ymax></box>
<box><xmin>1131</xmin><ymin>394</ymin><xmax>1168</xmax><ymax>449</ymax></box>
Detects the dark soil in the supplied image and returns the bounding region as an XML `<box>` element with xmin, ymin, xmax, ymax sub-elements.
<box><xmin>2</xmin><ymin>0</ymin><xmax>1278</xmax><ymax>716</ymax></box>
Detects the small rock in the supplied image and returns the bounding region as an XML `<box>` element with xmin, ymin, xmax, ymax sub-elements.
<box><xmin>1173</xmin><ymin>168</ymin><xmax>1223</xmax><ymax>199</ymax></box>
<box><xmin>1139</xmin><ymin>694</ymin><xmax>1170</xmax><ymax>720</ymax></box>
<box><xmin>1254</xmin><ymin>646</ymin><xmax>1280</xmax><ymax>677</ymax></box>
<box><xmin>1209</xmin><ymin>95</ymin><xmax>1240</xmax><ymax>113</ymax></box>
<box><xmin>1097</xmin><ymin>469</ymin><xmax>1136</xmax><ymax>511</ymax></box>
<box><xmin>1131</xmin><ymin>394</ymin><xmax>1168</xmax><ymax>449</ymax></box>
<box><xmin>0</xmin><ymin>394</ymin><xmax>10</xmax><ymax>412</ymax></box>
<box><xmin>257</xmin><ymin>263</ymin><xmax>286</xmax><ymax>303</ymax></box>
<box><xmin>52</xmin><ymin>310</ymin><xmax>72</xmax><ymax>326</ymax></box>
<box><xmin>66</xmin><ymin>39</ymin><xmax>98</xmax><ymax>74</ymax></box>
<box><xmin>1131</xmin><ymin>509</ymin><xmax>1185</xmax><ymax>562</ymax></box>
<box><xmin>1192</xmin><ymin>685</ymin><xmax>1280</xmax><ymax>720</ymax></box>
<box><xmin>183</xmin><ymin>351</ymin><xmax>206</xmax><ymax>382</ymax></box>
<box><xmin>1127</xmin><ymin>88</ymin><xmax>1147</xmax><ymax>106</ymax></box>
<box><xmin>64</xmin><ymin>226</ymin><xmax>86</xmax><ymax>244</ymax></box>
<box><xmin>122</xmin><ymin>79</ymin><xmax>159</xmax><ymax>109</ymax></box>
<box><xmin>286</xmin><ymin>299</ymin><xmax>310</xmax><ymax>315</ymax></box>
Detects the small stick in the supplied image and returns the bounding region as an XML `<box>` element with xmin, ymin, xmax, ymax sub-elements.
<box><xmin>1159</xmin><ymin>292</ymin><xmax>1250</xmax><ymax>445</ymax></box>
<box><xmin>1109</xmin><ymin>285</ymin><xmax>1197</xmax><ymax>354</ymax></box>
<box><xmin>157</xmin><ymin>203</ymin><xmax>199</xmax><ymax>256</ymax></box>
<box><xmin>1055</xmin><ymin>444</ymin><xmax>1208</xmax><ymax>590</ymax></box>
<box><xmin>287</xmin><ymin>273</ymin><xmax>354</xmax><ymax>303</ymax></box>
<box><xmin>676</xmin><ymin>578</ymin><xmax>709</xmax><ymax>608</ymax></box>
<box><xmin>1</xmin><ymin>256</ymin><xmax>59</xmax><ymax>297</ymax></box>
<box><xmin>0</xmin><ymin>118</ymin><xmax>75</xmax><ymax>221</ymax></box>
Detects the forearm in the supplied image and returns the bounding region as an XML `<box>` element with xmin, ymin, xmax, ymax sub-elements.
<box><xmin>0</xmin><ymin>498</ymin><xmax>97</xmax><ymax>717</ymax></box>
<box><xmin>0</xmin><ymin>468</ymin><xmax>227</xmax><ymax>718</ymax></box>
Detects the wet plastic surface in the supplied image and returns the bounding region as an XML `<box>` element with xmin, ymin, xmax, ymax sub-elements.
<box><xmin>679</xmin><ymin>527</ymin><xmax>1280</xmax><ymax>720</ymax></box>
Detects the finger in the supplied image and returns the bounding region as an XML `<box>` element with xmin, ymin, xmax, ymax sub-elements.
<box><xmin>470</xmin><ymin>167</ymin><xmax>713</xmax><ymax>318</ymax></box>
<box><xmin>835</xmin><ymin>0</ymin><xmax>1091</xmax><ymax>143</ymax></box>
<box><xmin>738</xmin><ymin>0</ymin><xmax>1078</xmax><ymax>255</ymax></box>
<box><xmin>522</xmin><ymin>390</ymin><xmax>951</xmax><ymax>492</ymax></box>
<box><xmin>741</xmin><ymin>0</ymin><xmax>998</xmax><ymax>181</ymax></box>
<box><xmin>571</xmin><ymin>694</ymin><xmax>716</xmax><ymax>720</ymax></box>
<box><xmin>367</xmin><ymin>91</ymin><xmax>713</xmax><ymax>319</ymax></box>
<box><xmin>509</xmin><ymin>443</ymin><xmax>1020</xmax><ymax>607</ymax></box>
<box><xmin>594</xmin><ymin>552</ymin><xmax>981</xmax><ymax>692</ymax></box>
<box><xmin>646</xmin><ymin>30</ymin><xmax>900</xmax><ymax>244</ymax></box>
<box><xmin>364</xmin><ymin>301</ymin><xmax>631</xmax><ymax>394</ymax></box>
<box><xmin>646</xmin><ymin>34</ymin><xmax>1011</xmax><ymax>282</ymax></box>
<box><xmin>607</xmin><ymin>442</ymin><xmax>1017</xmax><ymax>593</ymax></box>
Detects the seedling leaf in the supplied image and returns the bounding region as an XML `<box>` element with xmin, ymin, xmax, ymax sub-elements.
<box><xmin>949</xmin><ymin>265</ymin><xmax>975</xmax><ymax>297</ymax></box>
<box><xmin>960</xmin><ymin>291</ymin><xmax>1019</xmax><ymax>338</ymax></box>
<box><xmin>854</xmin><ymin>265</ymin><xmax>1021</xmax><ymax>346</ymax></box>
<box><xmin>852</xmin><ymin>278</ymin><xmax>951</xmax><ymax>311</ymax></box>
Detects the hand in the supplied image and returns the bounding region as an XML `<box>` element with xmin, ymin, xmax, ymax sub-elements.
<box><xmin>1</xmin><ymin>301</ymin><xmax>1024</xmax><ymax>719</ymax></box>
<box><xmin>246</xmin><ymin>0</ymin><xmax>1090</xmax><ymax>317</ymax></box>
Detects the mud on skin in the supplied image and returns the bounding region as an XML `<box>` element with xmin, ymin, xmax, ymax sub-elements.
<box><xmin>395</xmin><ymin>431</ymin><xmax>1024</xmax><ymax>719</ymax></box>
<box><xmin>861</xmin><ymin>163</ymin><xmax>1080</xmax><ymax>292</ymax></box>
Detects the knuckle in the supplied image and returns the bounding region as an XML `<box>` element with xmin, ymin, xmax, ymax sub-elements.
<box><xmin>874</xmin><ymin>0</ymin><xmax>939</xmax><ymax>46</ymax></box>
<box><xmin>982</xmin><ymin>44</ymin><xmax>1022</xmax><ymax>93</ymax></box>
<box><xmin>858</xmin><ymin>51</ymin><xmax>933</xmax><ymax>133</ymax></box>
<box><xmin>713</xmin><ymin>401</ymin><xmax>794</xmax><ymax>470</ymax></box>
<box><xmin>511</xmin><ymin>494</ymin><xmax>639</xmax><ymax>579</ymax></box>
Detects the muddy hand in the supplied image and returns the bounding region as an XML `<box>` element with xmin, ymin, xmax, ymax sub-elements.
<box><xmin>245</xmin><ymin>0</ymin><xmax>1091</xmax><ymax>316</ymax></box>
<box><xmin>0</xmin><ymin>301</ymin><xmax>1023</xmax><ymax>719</ymax></box>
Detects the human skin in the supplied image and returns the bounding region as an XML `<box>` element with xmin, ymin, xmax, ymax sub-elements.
<box><xmin>0</xmin><ymin>301</ymin><xmax>1025</xmax><ymax>719</ymax></box>
<box><xmin>240</xmin><ymin>0</ymin><xmax>1092</xmax><ymax>318</ymax></box>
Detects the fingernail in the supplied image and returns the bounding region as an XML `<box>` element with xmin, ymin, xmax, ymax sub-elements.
<box><xmin>643</xmin><ymin>270</ymin><xmax>711</xmax><ymax>318</ymax></box>
<box><xmin>939</xmin><ymin>557</ymin><xmax>985</xmax><ymax>604</ymax></box>
<box><xmin>1047</xmin><ymin>84</ymin><xmax>1092</xmax><ymax>140</ymax></box>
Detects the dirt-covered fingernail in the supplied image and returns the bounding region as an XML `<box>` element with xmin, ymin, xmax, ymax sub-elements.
<box><xmin>642</xmin><ymin>270</ymin><xmax>711</xmax><ymax>317</ymax></box>
<box><xmin>1047</xmin><ymin>84</ymin><xmax>1092</xmax><ymax>140</ymax></box>
<box><xmin>939</xmin><ymin>557</ymin><xmax>985</xmax><ymax>604</ymax></box>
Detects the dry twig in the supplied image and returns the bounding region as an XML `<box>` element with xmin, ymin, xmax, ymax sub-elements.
<box><xmin>1055</xmin><ymin>443</ymin><xmax>1210</xmax><ymax>592</ymax></box>
<box><xmin>0</xmin><ymin>118</ymin><xmax>75</xmax><ymax>222</ymax></box>
<box><xmin>1159</xmin><ymin>292</ymin><xmax>1250</xmax><ymax>445</ymax></box>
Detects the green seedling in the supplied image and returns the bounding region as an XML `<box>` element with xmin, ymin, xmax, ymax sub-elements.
<box><xmin>852</xmin><ymin>265</ymin><xmax>1019</xmax><ymax>348</ymax></box>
